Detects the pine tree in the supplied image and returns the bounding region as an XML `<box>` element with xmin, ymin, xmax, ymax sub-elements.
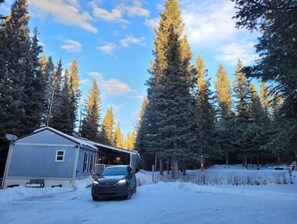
<box><xmin>44</xmin><ymin>56</ymin><xmax>55</xmax><ymax>125</ymax></box>
<box><xmin>135</xmin><ymin>98</ymin><xmax>152</xmax><ymax>168</ymax></box>
<box><xmin>144</xmin><ymin>0</ymin><xmax>198</xmax><ymax>177</ymax></box>
<box><xmin>214</xmin><ymin>64</ymin><xmax>234</xmax><ymax>165</ymax></box>
<box><xmin>234</xmin><ymin>0</ymin><xmax>297</xmax><ymax>163</ymax></box>
<box><xmin>195</xmin><ymin>55</ymin><xmax>218</xmax><ymax>165</ymax></box>
<box><xmin>80</xmin><ymin>80</ymin><xmax>102</xmax><ymax>141</ymax></box>
<box><xmin>259</xmin><ymin>82</ymin><xmax>270</xmax><ymax>118</ymax></box>
<box><xmin>271</xmin><ymin>92</ymin><xmax>282</xmax><ymax>119</ymax></box>
<box><xmin>130</xmin><ymin>130</ymin><xmax>136</xmax><ymax>150</ymax></box>
<box><xmin>114</xmin><ymin>123</ymin><xmax>123</xmax><ymax>148</ymax></box>
<box><xmin>21</xmin><ymin>27</ymin><xmax>46</xmax><ymax>133</ymax></box>
<box><xmin>1</xmin><ymin>0</ymin><xmax>32</xmax><ymax>136</ymax></box>
<box><xmin>215</xmin><ymin>64</ymin><xmax>232</xmax><ymax>117</ymax></box>
<box><xmin>233</xmin><ymin>59</ymin><xmax>253</xmax><ymax>167</ymax></box>
<box><xmin>48</xmin><ymin>58</ymin><xmax>64</xmax><ymax>129</ymax></box>
<box><xmin>102</xmin><ymin>107</ymin><xmax>115</xmax><ymax>145</ymax></box>
<box><xmin>68</xmin><ymin>59</ymin><xmax>81</xmax><ymax>132</ymax></box>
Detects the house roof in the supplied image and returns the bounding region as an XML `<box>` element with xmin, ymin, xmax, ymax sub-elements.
<box><xmin>16</xmin><ymin>126</ymin><xmax>139</xmax><ymax>156</ymax></box>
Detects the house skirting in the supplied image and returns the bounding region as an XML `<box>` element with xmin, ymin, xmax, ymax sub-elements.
<box><xmin>2</xmin><ymin>176</ymin><xmax>74</xmax><ymax>189</ymax></box>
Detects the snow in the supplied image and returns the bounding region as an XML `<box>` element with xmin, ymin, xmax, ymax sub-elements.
<box><xmin>0</xmin><ymin>166</ymin><xmax>296</xmax><ymax>224</ymax></box>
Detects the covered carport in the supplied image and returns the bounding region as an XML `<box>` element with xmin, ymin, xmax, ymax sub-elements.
<box><xmin>91</xmin><ymin>142</ymin><xmax>140</xmax><ymax>173</ymax></box>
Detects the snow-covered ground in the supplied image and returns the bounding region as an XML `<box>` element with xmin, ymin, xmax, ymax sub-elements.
<box><xmin>1</xmin><ymin>165</ymin><xmax>296</xmax><ymax>224</ymax></box>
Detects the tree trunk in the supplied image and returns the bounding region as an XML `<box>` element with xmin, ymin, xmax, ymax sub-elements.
<box><xmin>154</xmin><ymin>153</ymin><xmax>158</xmax><ymax>171</ymax></box>
<box><xmin>167</xmin><ymin>159</ymin><xmax>170</xmax><ymax>174</ymax></box>
<box><xmin>159</xmin><ymin>159</ymin><xmax>163</xmax><ymax>175</ymax></box>
<box><xmin>243</xmin><ymin>153</ymin><xmax>247</xmax><ymax>168</ymax></box>
<box><xmin>225</xmin><ymin>151</ymin><xmax>229</xmax><ymax>167</ymax></box>
<box><xmin>171</xmin><ymin>158</ymin><xmax>179</xmax><ymax>178</ymax></box>
<box><xmin>182</xmin><ymin>163</ymin><xmax>186</xmax><ymax>176</ymax></box>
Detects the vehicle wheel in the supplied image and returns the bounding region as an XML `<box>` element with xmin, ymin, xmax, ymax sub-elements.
<box><xmin>133</xmin><ymin>185</ymin><xmax>137</xmax><ymax>193</ymax></box>
<box><xmin>92</xmin><ymin>196</ymin><xmax>98</xmax><ymax>201</ymax></box>
<box><xmin>125</xmin><ymin>189</ymin><xmax>132</xmax><ymax>200</ymax></box>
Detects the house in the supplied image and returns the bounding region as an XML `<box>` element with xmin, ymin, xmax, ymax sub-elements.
<box><xmin>2</xmin><ymin>127</ymin><xmax>98</xmax><ymax>188</ymax></box>
<box><xmin>2</xmin><ymin>127</ymin><xmax>140</xmax><ymax>189</ymax></box>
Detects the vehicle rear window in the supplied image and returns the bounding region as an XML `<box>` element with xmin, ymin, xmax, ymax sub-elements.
<box><xmin>102</xmin><ymin>167</ymin><xmax>128</xmax><ymax>176</ymax></box>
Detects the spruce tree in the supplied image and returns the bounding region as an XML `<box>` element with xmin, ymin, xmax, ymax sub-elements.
<box><xmin>114</xmin><ymin>123</ymin><xmax>123</xmax><ymax>148</ymax></box>
<box><xmin>80</xmin><ymin>80</ymin><xmax>102</xmax><ymax>141</ymax></box>
<box><xmin>214</xmin><ymin>64</ymin><xmax>235</xmax><ymax>165</ymax></box>
<box><xmin>1</xmin><ymin>0</ymin><xmax>32</xmax><ymax>136</ymax></box>
<box><xmin>102</xmin><ymin>107</ymin><xmax>115</xmax><ymax>145</ymax></box>
<box><xmin>68</xmin><ymin>59</ymin><xmax>81</xmax><ymax>132</ymax></box>
<box><xmin>233</xmin><ymin>59</ymin><xmax>253</xmax><ymax>167</ymax></box>
<box><xmin>195</xmin><ymin>55</ymin><xmax>218</xmax><ymax>165</ymax></box>
<box><xmin>215</xmin><ymin>64</ymin><xmax>232</xmax><ymax>117</ymax></box>
<box><xmin>48</xmin><ymin>58</ymin><xmax>64</xmax><ymax>129</ymax></box>
<box><xmin>144</xmin><ymin>0</ymin><xmax>198</xmax><ymax>177</ymax></box>
<box><xmin>44</xmin><ymin>56</ymin><xmax>55</xmax><ymax>125</ymax></box>
<box><xmin>135</xmin><ymin>98</ymin><xmax>152</xmax><ymax>168</ymax></box>
<box><xmin>259</xmin><ymin>82</ymin><xmax>271</xmax><ymax>118</ymax></box>
<box><xmin>21</xmin><ymin>27</ymin><xmax>45</xmax><ymax>133</ymax></box>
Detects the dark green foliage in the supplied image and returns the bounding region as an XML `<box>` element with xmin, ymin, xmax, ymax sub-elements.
<box><xmin>233</xmin><ymin>0</ymin><xmax>297</xmax><ymax>163</ymax></box>
<box><xmin>48</xmin><ymin>58</ymin><xmax>64</xmax><ymax>129</ymax></box>
<box><xmin>0</xmin><ymin>0</ymin><xmax>44</xmax><ymax>136</ymax></box>
<box><xmin>80</xmin><ymin>81</ymin><xmax>102</xmax><ymax>141</ymax></box>
<box><xmin>195</xmin><ymin>55</ymin><xmax>218</xmax><ymax>165</ymax></box>
<box><xmin>140</xmin><ymin>0</ymin><xmax>199</xmax><ymax>175</ymax></box>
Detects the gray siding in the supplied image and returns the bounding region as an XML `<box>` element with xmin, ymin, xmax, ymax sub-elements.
<box><xmin>18</xmin><ymin>129</ymin><xmax>76</xmax><ymax>146</ymax></box>
<box><xmin>8</xmin><ymin>145</ymin><xmax>75</xmax><ymax>178</ymax></box>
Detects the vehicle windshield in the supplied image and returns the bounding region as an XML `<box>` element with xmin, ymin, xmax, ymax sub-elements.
<box><xmin>102</xmin><ymin>167</ymin><xmax>128</xmax><ymax>176</ymax></box>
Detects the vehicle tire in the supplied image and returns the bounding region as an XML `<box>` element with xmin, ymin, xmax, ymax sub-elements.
<box><xmin>125</xmin><ymin>189</ymin><xmax>132</xmax><ymax>200</ymax></box>
<box><xmin>92</xmin><ymin>196</ymin><xmax>98</xmax><ymax>201</ymax></box>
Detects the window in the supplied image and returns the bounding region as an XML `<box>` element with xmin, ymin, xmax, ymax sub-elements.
<box><xmin>83</xmin><ymin>153</ymin><xmax>89</xmax><ymax>172</ymax></box>
<box><xmin>55</xmin><ymin>150</ymin><xmax>65</xmax><ymax>162</ymax></box>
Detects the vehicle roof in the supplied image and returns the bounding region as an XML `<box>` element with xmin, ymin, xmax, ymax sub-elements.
<box><xmin>105</xmin><ymin>165</ymin><xmax>131</xmax><ymax>169</ymax></box>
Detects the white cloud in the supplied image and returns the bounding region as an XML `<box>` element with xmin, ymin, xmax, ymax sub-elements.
<box><xmin>98</xmin><ymin>43</ymin><xmax>116</xmax><ymax>54</ymax></box>
<box><xmin>215</xmin><ymin>41</ymin><xmax>259</xmax><ymax>66</ymax></box>
<box><xmin>124</xmin><ymin>0</ymin><xmax>150</xmax><ymax>17</ymax></box>
<box><xmin>120</xmin><ymin>35</ymin><xmax>145</xmax><ymax>48</ymax></box>
<box><xmin>79</xmin><ymin>79</ymin><xmax>89</xmax><ymax>85</ymax></box>
<box><xmin>61</xmin><ymin>39</ymin><xmax>82</xmax><ymax>52</ymax></box>
<box><xmin>182</xmin><ymin>0</ymin><xmax>238</xmax><ymax>46</ymax></box>
<box><xmin>91</xmin><ymin>1</ymin><xmax>128</xmax><ymax>23</ymax></box>
<box><xmin>29</xmin><ymin>0</ymin><xmax>97</xmax><ymax>33</ymax></box>
<box><xmin>145</xmin><ymin>17</ymin><xmax>159</xmax><ymax>30</ymax></box>
<box><xmin>90</xmin><ymin>0</ymin><xmax>150</xmax><ymax>23</ymax></box>
<box><xmin>89</xmin><ymin>72</ymin><xmax>134</xmax><ymax>97</ymax></box>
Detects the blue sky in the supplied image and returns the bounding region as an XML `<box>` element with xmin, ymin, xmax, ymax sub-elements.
<box><xmin>1</xmin><ymin>0</ymin><xmax>258</xmax><ymax>134</ymax></box>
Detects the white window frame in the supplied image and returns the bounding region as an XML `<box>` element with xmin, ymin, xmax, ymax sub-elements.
<box><xmin>83</xmin><ymin>153</ymin><xmax>89</xmax><ymax>173</ymax></box>
<box><xmin>55</xmin><ymin>150</ymin><xmax>65</xmax><ymax>162</ymax></box>
<box><xmin>89</xmin><ymin>154</ymin><xmax>94</xmax><ymax>172</ymax></box>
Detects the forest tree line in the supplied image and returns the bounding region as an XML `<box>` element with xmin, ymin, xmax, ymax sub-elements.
<box><xmin>0</xmin><ymin>0</ymin><xmax>296</xmax><ymax>178</ymax></box>
<box><xmin>135</xmin><ymin>0</ymin><xmax>297</xmax><ymax>176</ymax></box>
<box><xmin>0</xmin><ymin>0</ymin><xmax>135</xmax><ymax>176</ymax></box>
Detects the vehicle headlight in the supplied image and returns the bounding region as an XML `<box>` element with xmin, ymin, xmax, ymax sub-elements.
<box><xmin>93</xmin><ymin>180</ymin><xmax>99</xmax><ymax>185</ymax></box>
<box><xmin>118</xmin><ymin>179</ymin><xmax>127</xmax><ymax>184</ymax></box>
